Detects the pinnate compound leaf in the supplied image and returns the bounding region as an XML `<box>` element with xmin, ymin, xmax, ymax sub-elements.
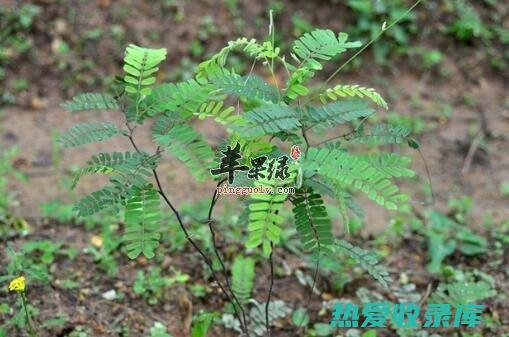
<box><xmin>123</xmin><ymin>184</ymin><xmax>161</xmax><ymax>259</ymax></box>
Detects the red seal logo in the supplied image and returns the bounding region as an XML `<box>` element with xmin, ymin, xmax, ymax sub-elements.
<box><xmin>290</xmin><ymin>145</ymin><xmax>301</xmax><ymax>161</ymax></box>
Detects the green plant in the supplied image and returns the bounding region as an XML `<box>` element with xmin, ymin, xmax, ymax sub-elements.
<box><xmin>8</xmin><ymin>276</ymin><xmax>38</xmax><ymax>337</ymax></box>
<box><xmin>446</xmin><ymin>0</ymin><xmax>492</xmax><ymax>42</ymax></box>
<box><xmin>0</xmin><ymin>301</ymin><xmax>39</xmax><ymax>337</ymax></box>
<box><xmin>311</xmin><ymin>322</ymin><xmax>334</xmax><ymax>336</ymax></box>
<box><xmin>0</xmin><ymin>147</ymin><xmax>27</xmax><ymax>230</ymax></box>
<box><xmin>148</xmin><ymin>322</ymin><xmax>173</xmax><ymax>337</ymax></box>
<box><xmin>420</xmin><ymin>49</ymin><xmax>444</xmax><ymax>69</ymax></box>
<box><xmin>346</xmin><ymin>0</ymin><xmax>418</xmax><ymax>65</ymax></box>
<box><xmin>39</xmin><ymin>201</ymin><xmax>75</xmax><ymax>223</ymax></box>
<box><xmin>423</xmin><ymin>210</ymin><xmax>487</xmax><ymax>273</ymax></box>
<box><xmin>291</xmin><ymin>307</ymin><xmax>310</xmax><ymax>327</ymax></box>
<box><xmin>231</xmin><ymin>256</ymin><xmax>255</xmax><ymax>304</ymax></box>
<box><xmin>430</xmin><ymin>280</ymin><xmax>496</xmax><ymax>306</ymax></box>
<box><xmin>500</xmin><ymin>182</ymin><xmax>509</xmax><ymax>197</ymax></box>
<box><xmin>85</xmin><ymin>222</ymin><xmax>121</xmax><ymax>276</ymax></box>
<box><xmin>133</xmin><ymin>267</ymin><xmax>189</xmax><ymax>305</ymax></box>
<box><xmin>291</xmin><ymin>13</ymin><xmax>314</xmax><ymax>37</ymax></box>
<box><xmin>1</xmin><ymin>240</ymin><xmax>79</xmax><ymax>335</ymax></box>
<box><xmin>0</xmin><ymin>4</ymin><xmax>40</xmax><ymax>106</ymax></box>
<box><xmin>363</xmin><ymin>330</ymin><xmax>377</xmax><ymax>337</ymax></box>
<box><xmin>60</xmin><ymin>10</ymin><xmax>419</xmax><ymax>333</ymax></box>
<box><xmin>191</xmin><ymin>312</ymin><xmax>218</xmax><ymax>337</ymax></box>
<box><xmin>2</xmin><ymin>244</ymin><xmax>51</xmax><ymax>286</ymax></box>
<box><xmin>68</xmin><ymin>326</ymin><xmax>91</xmax><ymax>337</ymax></box>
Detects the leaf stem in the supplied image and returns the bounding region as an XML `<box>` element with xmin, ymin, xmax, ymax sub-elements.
<box><xmin>20</xmin><ymin>292</ymin><xmax>37</xmax><ymax>337</ymax></box>
<box><xmin>313</xmin><ymin>116</ymin><xmax>369</xmax><ymax>147</ymax></box>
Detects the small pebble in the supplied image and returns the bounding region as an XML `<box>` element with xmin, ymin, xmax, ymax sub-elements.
<box><xmin>102</xmin><ymin>289</ymin><xmax>116</xmax><ymax>300</ymax></box>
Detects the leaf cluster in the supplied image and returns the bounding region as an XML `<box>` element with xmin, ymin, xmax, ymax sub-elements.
<box><xmin>61</xmin><ymin>28</ymin><xmax>416</xmax><ymax>291</ymax></box>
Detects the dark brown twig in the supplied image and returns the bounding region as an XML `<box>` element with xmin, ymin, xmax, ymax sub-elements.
<box><xmin>207</xmin><ymin>178</ymin><xmax>249</xmax><ymax>333</ymax></box>
<box><xmin>265</xmin><ymin>242</ymin><xmax>275</xmax><ymax>336</ymax></box>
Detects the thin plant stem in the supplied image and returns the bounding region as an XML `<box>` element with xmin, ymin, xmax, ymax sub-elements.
<box><xmin>313</xmin><ymin>116</ymin><xmax>370</xmax><ymax>147</ymax></box>
<box><xmin>414</xmin><ymin>145</ymin><xmax>435</xmax><ymax>206</ymax></box>
<box><xmin>207</xmin><ymin>178</ymin><xmax>249</xmax><ymax>334</ymax></box>
<box><xmin>265</xmin><ymin>9</ymin><xmax>282</xmax><ymax>102</ymax></box>
<box><xmin>265</xmin><ymin>242</ymin><xmax>275</xmax><ymax>336</ymax></box>
<box><xmin>324</xmin><ymin>0</ymin><xmax>424</xmax><ymax>86</ymax></box>
<box><xmin>20</xmin><ymin>292</ymin><xmax>37</xmax><ymax>337</ymax></box>
<box><xmin>301</xmin><ymin>125</ymin><xmax>310</xmax><ymax>156</ymax></box>
<box><xmin>153</xmin><ymin>166</ymin><xmax>248</xmax><ymax>334</ymax></box>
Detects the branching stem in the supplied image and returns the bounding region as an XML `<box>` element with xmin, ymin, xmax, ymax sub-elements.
<box><xmin>207</xmin><ymin>178</ymin><xmax>249</xmax><ymax>333</ymax></box>
<box><xmin>125</xmin><ymin>126</ymin><xmax>248</xmax><ymax>334</ymax></box>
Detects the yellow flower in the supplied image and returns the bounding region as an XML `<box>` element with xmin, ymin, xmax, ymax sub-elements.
<box><xmin>8</xmin><ymin>276</ymin><xmax>25</xmax><ymax>292</ymax></box>
<box><xmin>90</xmin><ymin>235</ymin><xmax>103</xmax><ymax>248</ymax></box>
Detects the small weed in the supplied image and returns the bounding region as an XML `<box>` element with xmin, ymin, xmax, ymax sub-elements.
<box><xmin>133</xmin><ymin>267</ymin><xmax>189</xmax><ymax>305</ymax></box>
<box><xmin>346</xmin><ymin>0</ymin><xmax>417</xmax><ymax>65</ymax></box>
<box><xmin>423</xmin><ymin>210</ymin><xmax>487</xmax><ymax>273</ymax></box>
